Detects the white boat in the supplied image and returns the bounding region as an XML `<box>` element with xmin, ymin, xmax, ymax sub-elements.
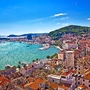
<box><xmin>55</xmin><ymin>46</ymin><xmax>63</xmax><ymax>50</ymax></box>
<box><xmin>39</xmin><ymin>44</ymin><xmax>50</xmax><ymax>50</ymax></box>
<box><xmin>5</xmin><ymin>64</ymin><xmax>12</xmax><ymax>68</ymax></box>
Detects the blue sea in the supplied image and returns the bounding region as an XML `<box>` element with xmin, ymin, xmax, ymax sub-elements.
<box><xmin>0</xmin><ymin>42</ymin><xmax>59</xmax><ymax>70</ymax></box>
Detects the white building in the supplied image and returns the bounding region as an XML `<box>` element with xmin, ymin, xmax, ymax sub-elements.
<box><xmin>48</xmin><ymin>69</ymin><xmax>76</xmax><ymax>90</ymax></box>
<box><xmin>48</xmin><ymin>74</ymin><xmax>61</xmax><ymax>84</ymax></box>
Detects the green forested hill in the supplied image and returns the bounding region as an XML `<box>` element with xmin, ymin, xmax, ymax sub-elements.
<box><xmin>48</xmin><ymin>25</ymin><xmax>90</xmax><ymax>40</ymax></box>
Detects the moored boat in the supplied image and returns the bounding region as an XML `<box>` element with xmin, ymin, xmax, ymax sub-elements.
<box><xmin>39</xmin><ymin>44</ymin><xmax>50</xmax><ymax>50</ymax></box>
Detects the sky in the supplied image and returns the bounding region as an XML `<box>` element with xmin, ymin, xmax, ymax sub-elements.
<box><xmin>0</xmin><ymin>0</ymin><xmax>90</xmax><ymax>35</ymax></box>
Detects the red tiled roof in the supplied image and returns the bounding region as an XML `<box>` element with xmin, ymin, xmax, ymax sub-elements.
<box><xmin>66</xmin><ymin>41</ymin><xmax>75</xmax><ymax>44</ymax></box>
<box><xmin>61</xmin><ymin>70</ymin><xmax>76</xmax><ymax>76</ymax></box>
<box><xmin>0</xmin><ymin>76</ymin><xmax>10</xmax><ymax>86</ymax></box>
<box><xmin>78</xmin><ymin>84</ymin><xmax>88</xmax><ymax>90</ymax></box>
<box><xmin>58</xmin><ymin>83</ymin><xmax>71</xmax><ymax>90</ymax></box>
<box><xmin>24</xmin><ymin>78</ymin><xmax>44</xmax><ymax>90</ymax></box>
<box><xmin>84</xmin><ymin>72</ymin><xmax>90</xmax><ymax>80</ymax></box>
<box><xmin>46</xmin><ymin>81</ymin><xmax>58</xmax><ymax>89</ymax></box>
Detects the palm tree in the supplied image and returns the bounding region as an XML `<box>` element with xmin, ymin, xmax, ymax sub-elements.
<box><xmin>32</xmin><ymin>60</ymin><xmax>35</xmax><ymax>62</ymax></box>
<box><xmin>23</xmin><ymin>64</ymin><xmax>27</xmax><ymax>68</ymax></box>
<box><xmin>36</xmin><ymin>58</ymin><xmax>39</xmax><ymax>61</ymax></box>
<box><xmin>17</xmin><ymin>65</ymin><xmax>21</xmax><ymax>69</ymax></box>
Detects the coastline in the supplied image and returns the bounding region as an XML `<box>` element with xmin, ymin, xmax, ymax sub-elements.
<box><xmin>0</xmin><ymin>42</ymin><xmax>59</xmax><ymax>70</ymax></box>
<box><xmin>54</xmin><ymin>46</ymin><xmax>63</xmax><ymax>51</ymax></box>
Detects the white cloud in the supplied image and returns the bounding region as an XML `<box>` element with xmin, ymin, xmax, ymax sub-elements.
<box><xmin>25</xmin><ymin>13</ymin><xmax>67</xmax><ymax>23</ymax></box>
<box><xmin>27</xmin><ymin>18</ymin><xmax>45</xmax><ymax>22</ymax></box>
<box><xmin>39</xmin><ymin>22</ymin><xmax>42</xmax><ymax>24</ymax></box>
<box><xmin>51</xmin><ymin>13</ymin><xmax>67</xmax><ymax>17</ymax></box>
<box><xmin>62</xmin><ymin>23</ymin><xmax>69</xmax><ymax>26</ymax></box>
<box><xmin>87</xmin><ymin>18</ymin><xmax>90</xmax><ymax>20</ymax></box>
<box><xmin>60</xmin><ymin>17</ymin><xmax>69</xmax><ymax>20</ymax></box>
<box><xmin>55</xmin><ymin>17</ymin><xmax>69</xmax><ymax>20</ymax></box>
<box><xmin>56</xmin><ymin>23</ymin><xmax>60</xmax><ymax>25</ymax></box>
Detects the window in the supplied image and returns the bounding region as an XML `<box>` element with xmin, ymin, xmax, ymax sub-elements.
<box><xmin>78</xmin><ymin>72</ymin><xmax>80</xmax><ymax>74</ymax></box>
<box><xmin>89</xmin><ymin>85</ymin><xmax>90</xmax><ymax>87</ymax></box>
<box><xmin>83</xmin><ymin>80</ymin><xmax>85</xmax><ymax>82</ymax></box>
<box><xmin>61</xmin><ymin>76</ymin><xmax>66</xmax><ymax>78</ymax></box>
<box><xmin>78</xmin><ymin>78</ymin><xmax>80</xmax><ymax>80</ymax></box>
<box><xmin>89</xmin><ymin>80</ymin><xmax>90</xmax><ymax>83</ymax></box>
<box><xmin>53</xmin><ymin>80</ymin><xmax>54</xmax><ymax>82</ymax></box>
<box><xmin>72</xmin><ymin>74</ymin><xmax>74</xmax><ymax>77</ymax></box>
<box><xmin>78</xmin><ymin>82</ymin><xmax>80</xmax><ymax>84</ymax></box>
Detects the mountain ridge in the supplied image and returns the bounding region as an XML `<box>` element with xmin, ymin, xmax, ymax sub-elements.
<box><xmin>48</xmin><ymin>25</ymin><xmax>90</xmax><ymax>40</ymax></box>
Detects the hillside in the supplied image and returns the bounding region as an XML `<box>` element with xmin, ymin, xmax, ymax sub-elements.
<box><xmin>48</xmin><ymin>25</ymin><xmax>90</xmax><ymax>40</ymax></box>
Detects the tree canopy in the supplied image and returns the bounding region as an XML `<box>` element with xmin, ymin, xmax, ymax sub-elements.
<box><xmin>48</xmin><ymin>25</ymin><xmax>90</xmax><ymax>40</ymax></box>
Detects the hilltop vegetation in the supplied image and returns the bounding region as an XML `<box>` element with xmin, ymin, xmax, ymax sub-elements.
<box><xmin>48</xmin><ymin>25</ymin><xmax>90</xmax><ymax>40</ymax></box>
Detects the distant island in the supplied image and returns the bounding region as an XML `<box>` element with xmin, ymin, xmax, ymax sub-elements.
<box><xmin>48</xmin><ymin>25</ymin><xmax>90</xmax><ymax>40</ymax></box>
<box><xmin>8</xmin><ymin>33</ymin><xmax>47</xmax><ymax>37</ymax></box>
